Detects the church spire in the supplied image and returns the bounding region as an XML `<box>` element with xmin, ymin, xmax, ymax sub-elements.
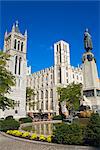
<box><xmin>24</xmin><ymin>29</ymin><xmax>27</xmax><ymax>37</ymax></box>
<box><xmin>4</xmin><ymin>30</ymin><xmax>7</xmax><ymax>37</ymax></box>
<box><xmin>12</xmin><ymin>23</ymin><xmax>15</xmax><ymax>32</ymax></box>
<box><xmin>15</xmin><ymin>20</ymin><xmax>20</xmax><ymax>33</ymax></box>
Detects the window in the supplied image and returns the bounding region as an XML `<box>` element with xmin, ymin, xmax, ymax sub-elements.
<box><xmin>46</xmin><ymin>100</ymin><xmax>48</xmax><ymax>110</ymax></box>
<box><xmin>73</xmin><ymin>74</ymin><xmax>74</xmax><ymax>78</ymax></box>
<box><xmin>15</xmin><ymin>56</ymin><xmax>18</xmax><ymax>74</ymax></box>
<box><xmin>50</xmin><ymin>89</ymin><xmax>53</xmax><ymax>98</ymax></box>
<box><xmin>51</xmin><ymin>99</ymin><xmax>53</xmax><ymax>110</ymax></box>
<box><xmin>14</xmin><ymin>39</ymin><xmax>17</xmax><ymax>49</ymax></box>
<box><xmin>66</xmin><ymin>72</ymin><xmax>68</xmax><ymax>77</ymax></box>
<box><xmin>41</xmin><ymin>91</ymin><xmax>43</xmax><ymax>99</ymax></box>
<box><xmin>36</xmin><ymin>92</ymin><xmax>38</xmax><ymax>100</ymax></box>
<box><xmin>59</xmin><ymin>44</ymin><xmax>61</xmax><ymax>63</ymax></box>
<box><xmin>37</xmin><ymin>101</ymin><xmax>39</xmax><ymax>110</ymax></box>
<box><xmin>15</xmin><ymin>110</ymin><xmax>18</xmax><ymax>114</ymax></box>
<box><xmin>21</xmin><ymin>42</ymin><xmax>23</xmax><ymax>51</ymax></box>
<box><xmin>18</xmin><ymin>57</ymin><xmax>22</xmax><ymax>75</ymax></box>
<box><xmin>41</xmin><ymin>101</ymin><xmax>43</xmax><ymax>110</ymax></box>
<box><xmin>58</xmin><ymin>68</ymin><xmax>61</xmax><ymax>83</ymax></box>
<box><xmin>83</xmin><ymin>90</ymin><xmax>94</xmax><ymax>97</ymax></box>
<box><xmin>96</xmin><ymin>90</ymin><xmax>100</xmax><ymax>97</ymax></box>
<box><xmin>57</xmin><ymin>45</ymin><xmax>59</xmax><ymax>52</ymax></box>
<box><xmin>18</xmin><ymin>41</ymin><xmax>20</xmax><ymax>50</ymax></box>
<box><xmin>51</xmin><ymin>74</ymin><xmax>52</xmax><ymax>79</ymax></box>
<box><xmin>45</xmin><ymin>90</ymin><xmax>48</xmax><ymax>98</ymax></box>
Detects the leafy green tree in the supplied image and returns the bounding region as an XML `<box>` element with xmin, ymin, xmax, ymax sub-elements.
<box><xmin>26</xmin><ymin>87</ymin><xmax>36</xmax><ymax>107</ymax></box>
<box><xmin>84</xmin><ymin>113</ymin><xmax>100</xmax><ymax>147</ymax></box>
<box><xmin>0</xmin><ymin>51</ymin><xmax>15</xmax><ymax>110</ymax></box>
<box><xmin>57</xmin><ymin>83</ymin><xmax>82</xmax><ymax>112</ymax></box>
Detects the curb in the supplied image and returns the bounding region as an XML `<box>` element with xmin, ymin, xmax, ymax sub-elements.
<box><xmin>0</xmin><ymin>132</ymin><xmax>97</xmax><ymax>150</ymax></box>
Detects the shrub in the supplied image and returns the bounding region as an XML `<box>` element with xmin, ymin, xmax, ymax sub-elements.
<box><xmin>84</xmin><ymin>113</ymin><xmax>100</xmax><ymax>147</ymax></box>
<box><xmin>52</xmin><ymin>123</ymin><xmax>83</xmax><ymax>145</ymax></box>
<box><xmin>5</xmin><ymin>115</ymin><xmax>13</xmax><ymax>120</ymax></box>
<box><xmin>53</xmin><ymin>115</ymin><xmax>62</xmax><ymax>120</ymax></box>
<box><xmin>0</xmin><ymin>119</ymin><xmax>20</xmax><ymax>132</ymax></box>
<box><xmin>46</xmin><ymin>135</ymin><xmax>52</xmax><ymax>142</ymax></box>
<box><xmin>22</xmin><ymin>132</ymin><xmax>30</xmax><ymax>138</ymax></box>
<box><xmin>30</xmin><ymin>133</ymin><xmax>37</xmax><ymax>140</ymax></box>
<box><xmin>79</xmin><ymin>111</ymin><xmax>93</xmax><ymax>118</ymax></box>
<box><xmin>19</xmin><ymin>117</ymin><xmax>32</xmax><ymax>124</ymax></box>
<box><xmin>39</xmin><ymin>134</ymin><xmax>46</xmax><ymax>141</ymax></box>
<box><xmin>14</xmin><ymin>130</ymin><xmax>23</xmax><ymax>136</ymax></box>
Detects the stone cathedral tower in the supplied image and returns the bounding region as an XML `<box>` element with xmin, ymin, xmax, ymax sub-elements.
<box><xmin>82</xmin><ymin>29</ymin><xmax>100</xmax><ymax>111</ymax></box>
<box><xmin>3</xmin><ymin>21</ymin><xmax>27</xmax><ymax>118</ymax></box>
<box><xmin>54</xmin><ymin>40</ymin><xmax>70</xmax><ymax>85</ymax></box>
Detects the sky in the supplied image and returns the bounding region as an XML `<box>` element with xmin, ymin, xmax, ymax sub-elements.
<box><xmin>0</xmin><ymin>1</ymin><xmax>100</xmax><ymax>76</ymax></box>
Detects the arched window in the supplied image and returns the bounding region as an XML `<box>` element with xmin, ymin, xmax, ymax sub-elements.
<box><xmin>18</xmin><ymin>41</ymin><xmax>20</xmax><ymax>50</ymax></box>
<box><xmin>18</xmin><ymin>57</ymin><xmax>22</xmax><ymax>75</ymax></box>
<box><xmin>50</xmin><ymin>89</ymin><xmax>53</xmax><ymax>98</ymax></box>
<box><xmin>51</xmin><ymin>99</ymin><xmax>53</xmax><ymax>110</ymax></box>
<box><xmin>14</xmin><ymin>39</ymin><xmax>17</xmax><ymax>49</ymax></box>
<box><xmin>21</xmin><ymin>42</ymin><xmax>23</xmax><ymax>51</ymax></box>
<box><xmin>41</xmin><ymin>101</ymin><xmax>43</xmax><ymax>110</ymax></box>
<box><xmin>15</xmin><ymin>56</ymin><xmax>18</xmax><ymax>74</ymax></box>
<box><xmin>46</xmin><ymin>100</ymin><xmax>48</xmax><ymax>110</ymax></box>
<box><xmin>45</xmin><ymin>90</ymin><xmax>48</xmax><ymax>98</ymax></box>
<box><xmin>41</xmin><ymin>91</ymin><xmax>43</xmax><ymax>99</ymax></box>
<box><xmin>37</xmin><ymin>91</ymin><xmax>39</xmax><ymax>100</ymax></box>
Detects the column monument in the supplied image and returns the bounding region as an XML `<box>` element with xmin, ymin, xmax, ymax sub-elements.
<box><xmin>82</xmin><ymin>29</ymin><xmax>100</xmax><ymax>112</ymax></box>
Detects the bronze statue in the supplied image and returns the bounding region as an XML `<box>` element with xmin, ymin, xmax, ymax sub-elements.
<box><xmin>84</xmin><ymin>28</ymin><xmax>93</xmax><ymax>52</ymax></box>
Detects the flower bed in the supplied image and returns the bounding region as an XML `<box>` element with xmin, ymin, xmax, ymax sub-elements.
<box><xmin>6</xmin><ymin>130</ymin><xmax>52</xmax><ymax>143</ymax></box>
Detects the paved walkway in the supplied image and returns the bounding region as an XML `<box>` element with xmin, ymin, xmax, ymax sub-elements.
<box><xmin>0</xmin><ymin>132</ymin><xmax>97</xmax><ymax>150</ymax></box>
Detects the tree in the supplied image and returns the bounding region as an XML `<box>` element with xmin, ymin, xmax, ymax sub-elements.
<box><xmin>57</xmin><ymin>83</ymin><xmax>82</xmax><ymax>112</ymax></box>
<box><xmin>26</xmin><ymin>87</ymin><xmax>36</xmax><ymax>108</ymax></box>
<box><xmin>0</xmin><ymin>51</ymin><xmax>15</xmax><ymax>110</ymax></box>
<box><xmin>84</xmin><ymin>113</ymin><xmax>100</xmax><ymax>147</ymax></box>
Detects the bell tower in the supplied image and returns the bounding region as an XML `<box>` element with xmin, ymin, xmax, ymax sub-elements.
<box><xmin>3</xmin><ymin>21</ymin><xmax>27</xmax><ymax>118</ymax></box>
<box><xmin>54</xmin><ymin>40</ymin><xmax>70</xmax><ymax>85</ymax></box>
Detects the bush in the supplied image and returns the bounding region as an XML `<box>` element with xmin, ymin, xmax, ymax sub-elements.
<box><xmin>84</xmin><ymin>113</ymin><xmax>100</xmax><ymax>147</ymax></box>
<box><xmin>53</xmin><ymin>115</ymin><xmax>62</xmax><ymax>120</ymax></box>
<box><xmin>39</xmin><ymin>134</ymin><xmax>46</xmax><ymax>141</ymax></box>
<box><xmin>52</xmin><ymin>123</ymin><xmax>83</xmax><ymax>145</ymax></box>
<box><xmin>5</xmin><ymin>115</ymin><xmax>13</xmax><ymax>120</ymax></box>
<box><xmin>30</xmin><ymin>133</ymin><xmax>38</xmax><ymax>140</ymax></box>
<box><xmin>0</xmin><ymin>119</ymin><xmax>20</xmax><ymax>132</ymax></box>
<box><xmin>79</xmin><ymin>111</ymin><xmax>93</xmax><ymax>118</ymax></box>
<box><xmin>22</xmin><ymin>132</ymin><xmax>30</xmax><ymax>138</ymax></box>
<box><xmin>46</xmin><ymin>135</ymin><xmax>52</xmax><ymax>142</ymax></box>
<box><xmin>19</xmin><ymin>117</ymin><xmax>32</xmax><ymax>124</ymax></box>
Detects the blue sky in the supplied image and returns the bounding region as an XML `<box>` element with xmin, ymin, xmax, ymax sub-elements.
<box><xmin>0</xmin><ymin>1</ymin><xmax>100</xmax><ymax>76</ymax></box>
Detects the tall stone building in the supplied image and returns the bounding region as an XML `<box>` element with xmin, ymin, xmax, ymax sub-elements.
<box><xmin>27</xmin><ymin>40</ymin><xmax>83</xmax><ymax>117</ymax></box>
<box><xmin>0</xmin><ymin>21</ymin><xmax>27</xmax><ymax>118</ymax></box>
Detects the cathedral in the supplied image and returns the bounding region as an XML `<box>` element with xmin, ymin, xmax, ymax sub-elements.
<box><xmin>0</xmin><ymin>22</ymin><xmax>100</xmax><ymax>118</ymax></box>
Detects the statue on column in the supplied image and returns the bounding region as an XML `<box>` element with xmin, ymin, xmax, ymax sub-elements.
<box><xmin>84</xmin><ymin>28</ymin><xmax>93</xmax><ymax>52</ymax></box>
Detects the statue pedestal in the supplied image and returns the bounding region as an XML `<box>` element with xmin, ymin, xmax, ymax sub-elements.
<box><xmin>82</xmin><ymin>51</ymin><xmax>100</xmax><ymax>111</ymax></box>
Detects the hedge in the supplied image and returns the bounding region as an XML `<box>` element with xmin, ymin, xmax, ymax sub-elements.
<box><xmin>19</xmin><ymin>117</ymin><xmax>33</xmax><ymax>123</ymax></box>
<box><xmin>0</xmin><ymin>119</ymin><xmax>20</xmax><ymax>132</ymax></box>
